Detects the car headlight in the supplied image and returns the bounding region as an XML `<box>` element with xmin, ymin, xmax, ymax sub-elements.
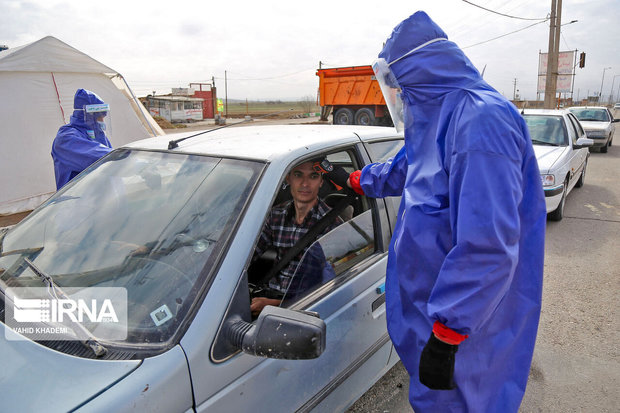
<box><xmin>541</xmin><ymin>174</ymin><xmax>555</xmax><ymax>187</ymax></box>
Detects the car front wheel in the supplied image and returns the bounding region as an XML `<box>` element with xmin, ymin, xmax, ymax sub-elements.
<box><xmin>600</xmin><ymin>137</ymin><xmax>609</xmax><ymax>153</ymax></box>
<box><xmin>548</xmin><ymin>181</ymin><xmax>567</xmax><ymax>221</ymax></box>
<box><xmin>576</xmin><ymin>159</ymin><xmax>587</xmax><ymax>188</ymax></box>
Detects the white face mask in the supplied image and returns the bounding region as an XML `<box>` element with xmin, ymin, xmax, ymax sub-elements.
<box><xmin>97</xmin><ymin>121</ymin><xmax>107</xmax><ymax>131</ymax></box>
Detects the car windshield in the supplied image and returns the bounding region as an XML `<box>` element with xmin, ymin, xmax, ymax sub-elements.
<box><xmin>569</xmin><ymin>108</ymin><xmax>610</xmax><ymax>122</ymax></box>
<box><xmin>0</xmin><ymin>149</ymin><xmax>263</xmax><ymax>349</ymax></box>
<box><xmin>523</xmin><ymin>115</ymin><xmax>567</xmax><ymax>146</ymax></box>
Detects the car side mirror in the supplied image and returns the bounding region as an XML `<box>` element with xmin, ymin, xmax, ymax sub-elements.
<box><xmin>575</xmin><ymin>137</ymin><xmax>594</xmax><ymax>148</ymax></box>
<box><xmin>210</xmin><ymin>271</ymin><xmax>326</xmax><ymax>361</ymax></box>
<box><xmin>224</xmin><ymin>306</ymin><xmax>326</xmax><ymax>360</ymax></box>
<box><xmin>612</xmin><ymin>118</ymin><xmax>619</xmax><ymax>123</ymax></box>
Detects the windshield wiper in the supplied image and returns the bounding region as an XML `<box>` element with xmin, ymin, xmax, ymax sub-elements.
<box><xmin>531</xmin><ymin>139</ymin><xmax>558</xmax><ymax>146</ymax></box>
<box><xmin>22</xmin><ymin>258</ymin><xmax>107</xmax><ymax>357</ymax></box>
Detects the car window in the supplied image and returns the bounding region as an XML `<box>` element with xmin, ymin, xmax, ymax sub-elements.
<box><xmin>524</xmin><ymin>115</ymin><xmax>566</xmax><ymax>146</ymax></box>
<box><xmin>564</xmin><ymin>114</ymin><xmax>578</xmax><ymax>145</ymax></box>
<box><xmin>567</xmin><ymin>113</ymin><xmax>585</xmax><ymax>136</ymax></box>
<box><xmin>570</xmin><ymin>108</ymin><xmax>610</xmax><ymax>122</ymax></box>
<box><xmin>567</xmin><ymin>113</ymin><xmax>584</xmax><ymax>144</ymax></box>
<box><xmin>282</xmin><ymin>209</ymin><xmax>374</xmax><ymax>306</ymax></box>
<box><xmin>248</xmin><ymin>149</ymin><xmax>376</xmax><ymax>310</ymax></box>
<box><xmin>366</xmin><ymin>139</ymin><xmax>404</xmax><ymax>162</ymax></box>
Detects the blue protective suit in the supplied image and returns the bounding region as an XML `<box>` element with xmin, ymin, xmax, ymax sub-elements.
<box><xmin>360</xmin><ymin>12</ymin><xmax>546</xmax><ymax>412</ymax></box>
<box><xmin>51</xmin><ymin>89</ymin><xmax>112</xmax><ymax>189</ymax></box>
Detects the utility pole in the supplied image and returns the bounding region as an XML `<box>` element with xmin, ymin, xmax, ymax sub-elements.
<box><xmin>544</xmin><ymin>0</ymin><xmax>562</xmax><ymax>109</ymax></box>
<box><xmin>598</xmin><ymin>67</ymin><xmax>611</xmax><ymax>103</ymax></box>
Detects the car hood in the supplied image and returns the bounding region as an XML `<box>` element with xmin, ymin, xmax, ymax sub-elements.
<box><xmin>0</xmin><ymin>324</ymin><xmax>140</xmax><ymax>411</ymax></box>
<box><xmin>533</xmin><ymin>145</ymin><xmax>568</xmax><ymax>173</ymax></box>
<box><xmin>578</xmin><ymin>120</ymin><xmax>610</xmax><ymax>131</ymax></box>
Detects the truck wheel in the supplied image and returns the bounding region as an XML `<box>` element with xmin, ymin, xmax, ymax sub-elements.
<box><xmin>354</xmin><ymin>108</ymin><xmax>375</xmax><ymax>126</ymax></box>
<box><xmin>334</xmin><ymin>108</ymin><xmax>354</xmax><ymax>125</ymax></box>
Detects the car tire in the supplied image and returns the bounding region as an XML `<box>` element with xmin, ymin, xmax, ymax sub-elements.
<box><xmin>354</xmin><ymin>108</ymin><xmax>375</xmax><ymax>126</ymax></box>
<box><xmin>575</xmin><ymin>159</ymin><xmax>587</xmax><ymax>188</ymax></box>
<box><xmin>333</xmin><ymin>108</ymin><xmax>354</xmax><ymax>125</ymax></box>
<box><xmin>548</xmin><ymin>181</ymin><xmax>567</xmax><ymax>221</ymax></box>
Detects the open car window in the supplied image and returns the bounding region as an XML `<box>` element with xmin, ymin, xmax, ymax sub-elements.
<box><xmin>248</xmin><ymin>148</ymin><xmax>376</xmax><ymax>311</ymax></box>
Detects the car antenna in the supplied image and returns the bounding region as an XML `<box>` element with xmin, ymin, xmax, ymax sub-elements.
<box><xmin>167</xmin><ymin>109</ymin><xmax>294</xmax><ymax>149</ymax></box>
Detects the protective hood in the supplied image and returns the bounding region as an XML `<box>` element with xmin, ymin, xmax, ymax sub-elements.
<box><xmin>69</xmin><ymin>88</ymin><xmax>107</xmax><ymax>137</ymax></box>
<box><xmin>379</xmin><ymin>11</ymin><xmax>492</xmax><ymax>105</ymax></box>
<box><xmin>362</xmin><ymin>10</ymin><xmax>546</xmax><ymax>413</ymax></box>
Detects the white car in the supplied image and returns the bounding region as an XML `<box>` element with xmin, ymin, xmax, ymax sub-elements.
<box><xmin>567</xmin><ymin>106</ymin><xmax>617</xmax><ymax>153</ymax></box>
<box><xmin>523</xmin><ymin>109</ymin><xmax>593</xmax><ymax>221</ymax></box>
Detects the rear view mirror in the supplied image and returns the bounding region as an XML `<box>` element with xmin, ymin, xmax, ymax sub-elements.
<box><xmin>225</xmin><ymin>306</ymin><xmax>326</xmax><ymax>360</ymax></box>
<box><xmin>575</xmin><ymin>137</ymin><xmax>593</xmax><ymax>147</ymax></box>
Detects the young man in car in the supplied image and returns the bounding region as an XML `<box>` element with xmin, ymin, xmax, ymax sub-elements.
<box><xmin>250</xmin><ymin>160</ymin><xmax>342</xmax><ymax>316</ymax></box>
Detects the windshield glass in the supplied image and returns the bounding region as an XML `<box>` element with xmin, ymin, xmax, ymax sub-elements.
<box><xmin>1</xmin><ymin>149</ymin><xmax>263</xmax><ymax>349</ymax></box>
<box><xmin>569</xmin><ymin>108</ymin><xmax>610</xmax><ymax>122</ymax></box>
<box><xmin>524</xmin><ymin>115</ymin><xmax>567</xmax><ymax>146</ymax></box>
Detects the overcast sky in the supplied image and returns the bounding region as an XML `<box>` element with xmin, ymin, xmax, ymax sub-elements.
<box><xmin>2</xmin><ymin>0</ymin><xmax>619</xmax><ymax>102</ymax></box>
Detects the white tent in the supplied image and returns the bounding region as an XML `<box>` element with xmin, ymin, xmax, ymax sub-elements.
<box><xmin>0</xmin><ymin>36</ymin><xmax>164</xmax><ymax>215</ymax></box>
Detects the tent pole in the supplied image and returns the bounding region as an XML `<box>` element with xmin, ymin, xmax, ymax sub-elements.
<box><xmin>118</xmin><ymin>75</ymin><xmax>158</xmax><ymax>137</ymax></box>
<box><xmin>51</xmin><ymin>72</ymin><xmax>66</xmax><ymax>124</ymax></box>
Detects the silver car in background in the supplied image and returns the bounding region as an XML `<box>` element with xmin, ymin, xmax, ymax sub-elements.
<box><xmin>523</xmin><ymin>109</ymin><xmax>593</xmax><ymax>221</ymax></box>
<box><xmin>568</xmin><ymin>106</ymin><xmax>617</xmax><ymax>153</ymax></box>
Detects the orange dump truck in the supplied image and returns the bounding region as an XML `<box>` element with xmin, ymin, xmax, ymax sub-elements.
<box><xmin>316</xmin><ymin>65</ymin><xmax>391</xmax><ymax>126</ymax></box>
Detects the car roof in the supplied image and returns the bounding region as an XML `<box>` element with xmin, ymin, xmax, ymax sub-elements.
<box><xmin>567</xmin><ymin>106</ymin><xmax>607</xmax><ymax>110</ymax></box>
<box><xmin>521</xmin><ymin>108</ymin><xmax>569</xmax><ymax>116</ymax></box>
<box><xmin>123</xmin><ymin>124</ymin><xmax>400</xmax><ymax>162</ymax></box>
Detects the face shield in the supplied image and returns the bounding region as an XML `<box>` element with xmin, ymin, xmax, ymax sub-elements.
<box><xmin>372</xmin><ymin>58</ymin><xmax>405</xmax><ymax>132</ymax></box>
<box><xmin>373</xmin><ymin>37</ymin><xmax>448</xmax><ymax>133</ymax></box>
<box><xmin>83</xmin><ymin>103</ymin><xmax>111</xmax><ymax>139</ymax></box>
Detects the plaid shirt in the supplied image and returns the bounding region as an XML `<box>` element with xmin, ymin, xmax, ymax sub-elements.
<box><xmin>253</xmin><ymin>198</ymin><xmax>342</xmax><ymax>295</ymax></box>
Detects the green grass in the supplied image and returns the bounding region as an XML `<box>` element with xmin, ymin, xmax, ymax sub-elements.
<box><xmin>224</xmin><ymin>100</ymin><xmax>319</xmax><ymax>117</ymax></box>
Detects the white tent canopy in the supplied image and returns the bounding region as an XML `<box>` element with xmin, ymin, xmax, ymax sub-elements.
<box><xmin>0</xmin><ymin>36</ymin><xmax>163</xmax><ymax>215</ymax></box>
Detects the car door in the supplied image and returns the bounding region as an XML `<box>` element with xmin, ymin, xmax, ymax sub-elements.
<box><xmin>194</xmin><ymin>144</ymin><xmax>394</xmax><ymax>412</ymax></box>
<box><xmin>566</xmin><ymin>113</ymin><xmax>588</xmax><ymax>190</ymax></box>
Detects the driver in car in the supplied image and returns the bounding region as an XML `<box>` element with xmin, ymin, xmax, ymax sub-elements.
<box><xmin>250</xmin><ymin>160</ymin><xmax>343</xmax><ymax>316</ymax></box>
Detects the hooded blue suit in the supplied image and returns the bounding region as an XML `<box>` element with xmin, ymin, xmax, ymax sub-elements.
<box><xmin>51</xmin><ymin>89</ymin><xmax>112</xmax><ymax>189</ymax></box>
<box><xmin>360</xmin><ymin>12</ymin><xmax>546</xmax><ymax>412</ymax></box>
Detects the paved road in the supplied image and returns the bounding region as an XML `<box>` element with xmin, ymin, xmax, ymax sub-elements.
<box><xmin>348</xmin><ymin>128</ymin><xmax>620</xmax><ymax>412</ymax></box>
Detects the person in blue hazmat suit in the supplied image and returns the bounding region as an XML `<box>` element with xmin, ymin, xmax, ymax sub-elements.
<box><xmin>318</xmin><ymin>11</ymin><xmax>546</xmax><ymax>413</ymax></box>
<box><xmin>51</xmin><ymin>88</ymin><xmax>113</xmax><ymax>189</ymax></box>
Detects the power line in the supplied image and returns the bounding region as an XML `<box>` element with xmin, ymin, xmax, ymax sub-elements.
<box><xmin>462</xmin><ymin>0</ymin><xmax>548</xmax><ymax>21</ymax></box>
<box><xmin>214</xmin><ymin>68</ymin><xmax>313</xmax><ymax>81</ymax></box>
<box><xmin>462</xmin><ymin>18</ymin><xmax>549</xmax><ymax>49</ymax></box>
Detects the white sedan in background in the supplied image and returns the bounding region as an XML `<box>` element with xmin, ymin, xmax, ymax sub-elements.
<box><xmin>522</xmin><ymin>109</ymin><xmax>593</xmax><ymax>221</ymax></box>
<box><xmin>568</xmin><ymin>106</ymin><xmax>617</xmax><ymax>153</ymax></box>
